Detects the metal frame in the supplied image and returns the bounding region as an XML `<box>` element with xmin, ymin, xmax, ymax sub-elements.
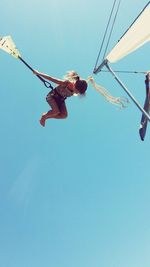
<box><xmin>93</xmin><ymin>60</ymin><xmax>150</xmax><ymax>121</ymax></box>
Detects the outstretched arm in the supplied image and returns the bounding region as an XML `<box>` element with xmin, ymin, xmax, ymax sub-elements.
<box><xmin>33</xmin><ymin>70</ymin><xmax>64</xmax><ymax>85</ymax></box>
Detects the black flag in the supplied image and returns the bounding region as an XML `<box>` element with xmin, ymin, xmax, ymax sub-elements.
<box><xmin>139</xmin><ymin>73</ymin><xmax>150</xmax><ymax>141</ymax></box>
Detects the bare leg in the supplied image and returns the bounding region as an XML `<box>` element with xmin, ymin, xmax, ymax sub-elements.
<box><xmin>40</xmin><ymin>95</ymin><xmax>60</xmax><ymax>126</ymax></box>
<box><xmin>40</xmin><ymin>93</ymin><xmax>68</xmax><ymax>126</ymax></box>
<box><xmin>40</xmin><ymin>110</ymin><xmax>60</xmax><ymax>126</ymax></box>
<box><xmin>55</xmin><ymin>101</ymin><xmax>68</xmax><ymax>119</ymax></box>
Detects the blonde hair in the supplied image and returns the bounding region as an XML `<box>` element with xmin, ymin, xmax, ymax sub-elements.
<box><xmin>63</xmin><ymin>70</ymin><xmax>79</xmax><ymax>82</ymax></box>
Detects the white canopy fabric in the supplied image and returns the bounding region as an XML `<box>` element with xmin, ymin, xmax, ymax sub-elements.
<box><xmin>0</xmin><ymin>36</ymin><xmax>21</xmax><ymax>58</ymax></box>
<box><xmin>106</xmin><ymin>2</ymin><xmax>150</xmax><ymax>63</ymax></box>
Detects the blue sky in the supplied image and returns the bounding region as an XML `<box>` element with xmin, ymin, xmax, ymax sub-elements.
<box><xmin>0</xmin><ymin>1</ymin><xmax>150</xmax><ymax>267</ymax></box>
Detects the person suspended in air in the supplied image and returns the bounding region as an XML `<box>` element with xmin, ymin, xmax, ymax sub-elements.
<box><xmin>33</xmin><ymin>70</ymin><xmax>88</xmax><ymax>126</ymax></box>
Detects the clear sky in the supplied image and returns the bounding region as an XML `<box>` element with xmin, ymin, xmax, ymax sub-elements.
<box><xmin>0</xmin><ymin>1</ymin><xmax>150</xmax><ymax>267</ymax></box>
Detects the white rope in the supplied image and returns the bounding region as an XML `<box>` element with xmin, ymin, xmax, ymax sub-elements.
<box><xmin>88</xmin><ymin>76</ymin><xmax>129</xmax><ymax>108</ymax></box>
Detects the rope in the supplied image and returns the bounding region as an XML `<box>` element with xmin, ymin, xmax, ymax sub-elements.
<box><xmin>102</xmin><ymin>0</ymin><xmax>121</xmax><ymax>61</ymax></box>
<box><xmin>88</xmin><ymin>76</ymin><xmax>129</xmax><ymax>108</ymax></box>
<box><xmin>94</xmin><ymin>0</ymin><xmax>117</xmax><ymax>70</ymax></box>
<box><xmin>100</xmin><ymin>70</ymin><xmax>147</xmax><ymax>74</ymax></box>
<box><xmin>94</xmin><ymin>0</ymin><xmax>121</xmax><ymax>71</ymax></box>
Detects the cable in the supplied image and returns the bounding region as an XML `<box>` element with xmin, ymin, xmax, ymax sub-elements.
<box><xmin>102</xmin><ymin>0</ymin><xmax>121</xmax><ymax>61</ymax></box>
<box><xmin>101</xmin><ymin>70</ymin><xmax>147</xmax><ymax>74</ymax></box>
<box><xmin>94</xmin><ymin>0</ymin><xmax>121</xmax><ymax>71</ymax></box>
<box><xmin>94</xmin><ymin>0</ymin><xmax>118</xmax><ymax>70</ymax></box>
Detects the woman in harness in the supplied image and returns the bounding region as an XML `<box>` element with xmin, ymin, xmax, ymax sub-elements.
<box><xmin>33</xmin><ymin>70</ymin><xmax>88</xmax><ymax>126</ymax></box>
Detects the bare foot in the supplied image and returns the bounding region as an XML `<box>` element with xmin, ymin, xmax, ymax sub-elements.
<box><xmin>39</xmin><ymin>115</ymin><xmax>46</xmax><ymax>127</ymax></box>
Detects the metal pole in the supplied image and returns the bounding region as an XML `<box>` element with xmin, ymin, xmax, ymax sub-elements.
<box><xmin>105</xmin><ymin>62</ymin><xmax>150</xmax><ymax>121</ymax></box>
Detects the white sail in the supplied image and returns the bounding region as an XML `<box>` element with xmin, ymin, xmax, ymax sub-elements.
<box><xmin>106</xmin><ymin>2</ymin><xmax>150</xmax><ymax>63</ymax></box>
<box><xmin>0</xmin><ymin>36</ymin><xmax>21</xmax><ymax>58</ymax></box>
